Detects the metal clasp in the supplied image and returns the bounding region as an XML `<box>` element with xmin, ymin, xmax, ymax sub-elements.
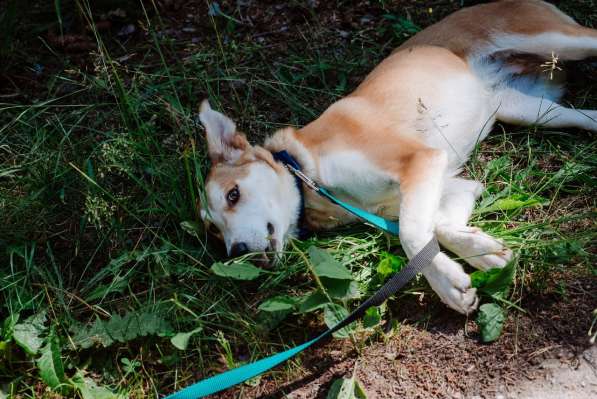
<box><xmin>285</xmin><ymin>165</ymin><xmax>320</xmax><ymax>192</ymax></box>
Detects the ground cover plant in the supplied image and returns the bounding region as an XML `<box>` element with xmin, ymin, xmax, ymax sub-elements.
<box><xmin>1</xmin><ymin>1</ymin><xmax>596</xmax><ymax>398</ymax></box>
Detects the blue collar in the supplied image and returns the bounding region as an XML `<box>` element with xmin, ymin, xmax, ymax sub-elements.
<box><xmin>272</xmin><ymin>150</ymin><xmax>310</xmax><ymax>239</ymax></box>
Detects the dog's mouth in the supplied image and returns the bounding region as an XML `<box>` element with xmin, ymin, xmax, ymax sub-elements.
<box><xmin>246</xmin><ymin>239</ymin><xmax>279</xmax><ymax>268</ymax></box>
<box><xmin>253</xmin><ymin>252</ymin><xmax>273</xmax><ymax>268</ymax></box>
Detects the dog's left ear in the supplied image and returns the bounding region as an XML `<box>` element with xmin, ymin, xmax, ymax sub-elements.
<box><xmin>199</xmin><ymin>100</ymin><xmax>246</xmax><ymax>164</ymax></box>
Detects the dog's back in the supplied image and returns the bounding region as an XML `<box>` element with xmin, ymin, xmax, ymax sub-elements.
<box><xmin>397</xmin><ymin>0</ymin><xmax>593</xmax><ymax>59</ymax></box>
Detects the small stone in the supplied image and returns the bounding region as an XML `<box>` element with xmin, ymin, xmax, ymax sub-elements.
<box><xmin>182</xmin><ymin>27</ymin><xmax>197</xmax><ymax>33</ymax></box>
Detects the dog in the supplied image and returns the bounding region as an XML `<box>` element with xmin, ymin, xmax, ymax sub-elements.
<box><xmin>198</xmin><ymin>0</ymin><xmax>597</xmax><ymax>314</ymax></box>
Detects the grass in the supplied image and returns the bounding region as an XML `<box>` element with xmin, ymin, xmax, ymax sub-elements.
<box><xmin>1</xmin><ymin>1</ymin><xmax>596</xmax><ymax>398</ymax></box>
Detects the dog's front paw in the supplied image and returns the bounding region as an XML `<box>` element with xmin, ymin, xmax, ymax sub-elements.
<box><xmin>437</xmin><ymin>283</ymin><xmax>479</xmax><ymax>315</ymax></box>
<box><xmin>424</xmin><ymin>253</ymin><xmax>479</xmax><ymax>315</ymax></box>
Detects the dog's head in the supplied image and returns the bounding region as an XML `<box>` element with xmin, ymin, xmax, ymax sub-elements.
<box><xmin>198</xmin><ymin>101</ymin><xmax>300</xmax><ymax>264</ymax></box>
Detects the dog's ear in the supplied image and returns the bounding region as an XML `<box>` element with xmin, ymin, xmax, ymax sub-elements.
<box><xmin>199</xmin><ymin>100</ymin><xmax>245</xmax><ymax>163</ymax></box>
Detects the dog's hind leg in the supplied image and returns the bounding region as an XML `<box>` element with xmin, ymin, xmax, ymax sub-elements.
<box><xmin>496</xmin><ymin>88</ymin><xmax>597</xmax><ymax>132</ymax></box>
<box><xmin>399</xmin><ymin>151</ymin><xmax>478</xmax><ymax>314</ymax></box>
<box><xmin>434</xmin><ymin>178</ymin><xmax>513</xmax><ymax>271</ymax></box>
<box><xmin>493</xmin><ymin>26</ymin><xmax>597</xmax><ymax>61</ymax></box>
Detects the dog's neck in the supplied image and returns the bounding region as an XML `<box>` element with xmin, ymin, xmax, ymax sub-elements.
<box><xmin>265</xmin><ymin>127</ymin><xmax>318</xmax><ymax>179</ymax></box>
<box><xmin>265</xmin><ymin>126</ymin><xmax>351</xmax><ymax>233</ymax></box>
<box><xmin>264</xmin><ymin>127</ymin><xmax>319</xmax><ymax>235</ymax></box>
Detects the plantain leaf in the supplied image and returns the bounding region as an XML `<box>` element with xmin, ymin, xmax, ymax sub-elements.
<box><xmin>258</xmin><ymin>296</ymin><xmax>299</xmax><ymax>312</ymax></box>
<box><xmin>13</xmin><ymin>311</ymin><xmax>47</xmax><ymax>355</ymax></box>
<box><xmin>321</xmin><ymin>278</ymin><xmax>361</xmax><ymax>300</ymax></box>
<box><xmin>476</xmin><ymin>303</ymin><xmax>506</xmax><ymax>343</ymax></box>
<box><xmin>211</xmin><ymin>262</ymin><xmax>262</xmax><ymax>280</ymax></box>
<box><xmin>471</xmin><ymin>261</ymin><xmax>516</xmax><ymax>299</ymax></box>
<box><xmin>37</xmin><ymin>327</ymin><xmax>65</xmax><ymax>389</ymax></box>
<box><xmin>308</xmin><ymin>247</ymin><xmax>353</xmax><ymax>280</ymax></box>
<box><xmin>323</xmin><ymin>304</ymin><xmax>353</xmax><ymax>339</ymax></box>
<box><xmin>71</xmin><ymin>370</ymin><xmax>120</xmax><ymax>399</ymax></box>
<box><xmin>326</xmin><ymin>376</ymin><xmax>368</xmax><ymax>399</ymax></box>
<box><xmin>298</xmin><ymin>291</ymin><xmax>329</xmax><ymax>313</ymax></box>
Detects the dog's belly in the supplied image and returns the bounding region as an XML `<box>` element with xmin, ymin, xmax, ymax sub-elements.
<box><xmin>407</xmin><ymin>67</ymin><xmax>497</xmax><ymax>173</ymax></box>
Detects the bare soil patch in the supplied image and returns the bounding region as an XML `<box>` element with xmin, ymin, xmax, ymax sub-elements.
<box><xmin>217</xmin><ymin>271</ymin><xmax>596</xmax><ymax>398</ymax></box>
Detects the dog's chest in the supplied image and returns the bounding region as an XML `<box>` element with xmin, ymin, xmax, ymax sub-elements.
<box><xmin>318</xmin><ymin>150</ymin><xmax>399</xmax><ymax>207</ymax></box>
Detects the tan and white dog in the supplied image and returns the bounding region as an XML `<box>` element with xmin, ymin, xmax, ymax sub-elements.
<box><xmin>198</xmin><ymin>0</ymin><xmax>597</xmax><ymax>314</ymax></box>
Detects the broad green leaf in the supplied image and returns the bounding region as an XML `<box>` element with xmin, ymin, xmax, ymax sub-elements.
<box><xmin>471</xmin><ymin>269</ymin><xmax>500</xmax><ymax>289</ymax></box>
<box><xmin>322</xmin><ymin>278</ymin><xmax>360</xmax><ymax>300</ymax></box>
<box><xmin>309</xmin><ymin>247</ymin><xmax>353</xmax><ymax>280</ymax></box>
<box><xmin>326</xmin><ymin>377</ymin><xmax>368</xmax><ymax>399</ymax></box>
<box><xmin>71</xmin><ymin>370</ymin><xmax>120</xmax><ymax>399</ymax></box>
<box><xmin>363</xmin><ymin>308</ymin><xmax>381</xmax><ymax>329</ymax></box>
<box><xmin>171</xmin><ymin>327</ymin><xmax>203</xmax><ymax>350</ymax></box>
<box><xmin>323</xmin><ymin>304</ymin><xmax>353</xmax><ymax>339</ymax></box>
<box><xmin>327</xmin><ymin>378</ymin><xmax>354</xmax><ymax>399</ymax></box>
<box><xmin>13</xmin><ymin>312</ymin><xmax>47</xmax><ymax>355</ymax></box>
<box><xmin>37</xmin><ymin>327</ymin><xmax>65</xmax><ymax>389</ymax></box>
<box><xmin>477</xmin><ymin>194</ymin><xmax>546</xmax><ymax>214</ymax></box>
<box><xmin>298</xmin><ymin>291</ymin><xmax>329</xmax><ymax>313</ymax></box>
<box><xmin>255</xmin><ymin>309</ymin><xmax>293</xmax><ymax>332</ymax></box>
<box><xmin>376</xmin><ymin>252</ymin><xmax>405</xmax><ymax>279</ymax></box>
<box><xmin>211</xmin><ymin>262</ymin><xmax>262</xmax><ymax>280</ymax></box>
<box><xmin>471</xmin><ymin>261</ymin><xmax>516</xmax><ymax>299</ymax></box>
<box><xmin>258</xmin><ymin>296</ymin><xmax>299</xmax><ymax>312</ymax></box>
<box><xmin>308</xmin><ymin>245</ymin><xmax>333</xmax><ymax>265</ymax></box>
<box><xmin>476</xmin><ymin>303</ymin><xmax>506</xmax><ymax>343</ymax></box>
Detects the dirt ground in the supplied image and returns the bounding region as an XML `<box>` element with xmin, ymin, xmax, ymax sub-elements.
<box><xmin>217</xmin><ymin>272</ymin><xmax>596</xmax><ymax>399</ymax></box>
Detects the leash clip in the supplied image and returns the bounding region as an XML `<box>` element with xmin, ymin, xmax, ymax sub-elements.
<box><xmin>285</xmin><ymin>165</ymin><xmax>320</xmax><ymax>192</ymax></box>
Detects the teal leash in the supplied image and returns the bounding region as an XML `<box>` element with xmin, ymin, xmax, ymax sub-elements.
<box><xmin>163</xmin><ymin>151</ymin><xmax>437</xmax><ymax>399</ymax></box>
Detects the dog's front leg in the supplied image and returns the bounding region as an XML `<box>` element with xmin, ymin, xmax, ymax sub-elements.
<box><xmin>398</xmin><ymin>149</ymin><xmax>478</xmax><ymax>314</ymax></box>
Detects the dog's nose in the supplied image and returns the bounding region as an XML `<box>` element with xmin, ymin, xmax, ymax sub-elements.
<box><xmin>230</xmin><ymin>242</ymin><xmax>249</xmax><ymax>257</ymax></box>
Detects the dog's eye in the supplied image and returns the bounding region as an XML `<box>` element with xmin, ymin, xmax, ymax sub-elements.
<box><xmin>226</xmin><ymin>185</ymin><xmax>240</xmax><ymax>206</ymax></box>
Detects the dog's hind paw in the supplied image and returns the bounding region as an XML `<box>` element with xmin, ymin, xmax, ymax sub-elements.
<box><xmin>436</xmin><ymin>224</ymin><xmax>513</xmax><ymax>271</ymax></box>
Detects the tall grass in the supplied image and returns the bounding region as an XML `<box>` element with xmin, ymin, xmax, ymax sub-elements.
<box><xmin>0</xmin><ymin>1</ymin><xmax>595</xmax><ymax>397</ymax></box>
